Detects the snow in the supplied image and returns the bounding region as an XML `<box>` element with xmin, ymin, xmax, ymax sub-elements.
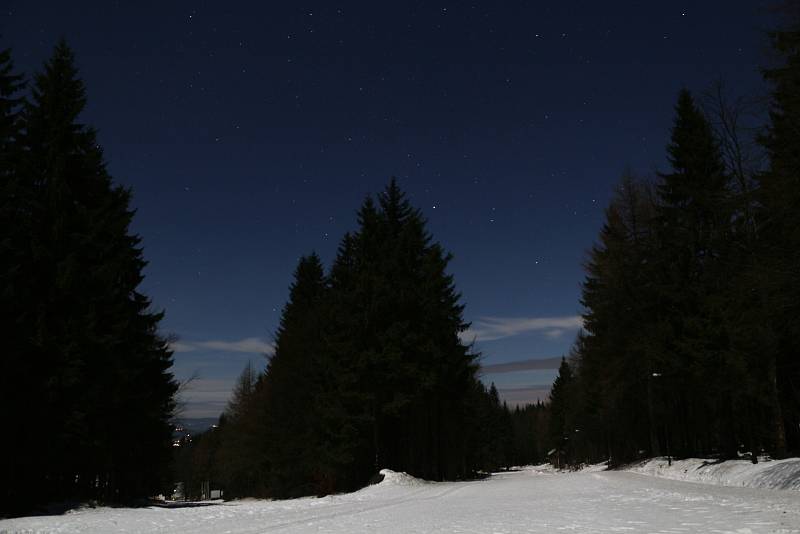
<box><xmin>628</xmin><ymin>456</ymin><xmax>800</xmax><ymax>491</ymax></box>
<box><xmin>517</xmin><ymin>461</ymin><xmax>611</xmax><ymax>474</ymax></box>
<box><xmin>377</xmin><ymin>468</ymin><xmax>429</xmax><ymax>487</ymax></box>
<box><xmin>3</xmin><ymin>466</ymin><xmax>800</xmax><ymax>533</ymax></box>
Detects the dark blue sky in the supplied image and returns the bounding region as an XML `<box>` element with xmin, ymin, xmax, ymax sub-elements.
<box><xmin>2</xmin><ymin>1</ymin><xmax>775</xmax><ymax>418</ymax></box>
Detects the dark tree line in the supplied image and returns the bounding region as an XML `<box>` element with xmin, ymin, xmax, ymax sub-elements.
<box><xmin>1</xmin><ymin>41</ymin><xmax>177</xmax><ymax>516</ymax></box>
<box><xmin>549</xmin><ymin>16</ymin><xmax>800</xmax><ymax>467</ymax></box>
<box><xmin>174</xmin><ymin>181</ymin><xmax>552</xmax><ymax>499</ymax></box>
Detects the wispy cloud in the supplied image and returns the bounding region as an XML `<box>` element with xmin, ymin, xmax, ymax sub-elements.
<box><xmin>461</xmin><ymin>315</ymin><xmax>583</xmax><ymax>343</ymax></box>
<box><xmin>544</xmin><ymin>329</ymin><xmax>566</xmax><ymax>339</ymax></box>
<box><xmin>481</xmin><ymin>357</ymin><xmax>562</xmax><ymax>374</ymax></box>
<box><xmin>170</xmin><ymin>337</ymin><xmax>274</xmax><ymax>355</ymax></box>
<box><xmin>169</xmin><ymin>341</ymin><xmax>197</xmax><ymax>353</ymax></box>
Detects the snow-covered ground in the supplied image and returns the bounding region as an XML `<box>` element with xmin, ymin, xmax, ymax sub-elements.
<box><xmin>3</xmin><ymin>466</ymin><xmax>800</xmax><ymax>533</ymax></box>
<box><xmin>628</xmin><ymin>456</ymin><xmax>800</xmax><ymax>491</ymax></box>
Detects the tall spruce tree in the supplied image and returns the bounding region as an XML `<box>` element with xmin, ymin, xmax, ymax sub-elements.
<box><xmin>653</xmin><ymin>90</ymin><xmax>742</xmax><ymax>458</ymax></box>
<box><xmin>0</xmin><ymin>44</ymin><xmax>29</xmax><ymax>515</ymax></box>
<box><xmin>259</xmin><ymin>253</ymin><xmax>331</xmax><ymax>497</ymax></box>
<box><xmin>548</xmin><ymin>357</ymin><xmax>573</xmax><ymax>466</ymax></box>
<box><xmin>580</xmin><ymin>175</ymin><xmax>659</xmax><ymax>463</ymax></box>
<box><xmin>248</xmin><ymin>179</ymin><xmax>483</xmax><ymax>492</ymax></box>
<box><xmin>336</xmin><ymin>179</ymin><xmax>479</xmax><ymax>482</ymax></box>
<box><xmin>758</xmin><ymin>15</ymin><xmax>800</xmax><ymax>454</ymax></box>
<box><xmin>0</xmin><ymin>46</ymin><xmax>23</xmax><ymax>168</ymax></box>
<box><xmin>3</xmin><ymin>41</ymin><xmax>177</xmax><ymax>514</ymax></box>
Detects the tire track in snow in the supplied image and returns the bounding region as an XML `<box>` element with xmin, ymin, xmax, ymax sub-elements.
<box><xmin>254</xmin><ymin>480</ymin><xmax>478</xmax><ymax>532</ymax></box>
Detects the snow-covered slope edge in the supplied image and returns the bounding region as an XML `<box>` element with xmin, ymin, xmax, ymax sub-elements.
<box><xmin>515</xmin><ymin>462</ymin><xmax>609</xmax><ymax>475</ymax></box>
<box><xmin>628</xmin><ymin>456</ymin><xmax>800</xmax><ymax>491</ymax></box>
<box><xmin>375</xmin><ymin>469</ymin><xmax>428</xmax><ymax>487</ymax></box>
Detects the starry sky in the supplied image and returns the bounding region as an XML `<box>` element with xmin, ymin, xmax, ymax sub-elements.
<box><xmin>2</xmin><ymin>1</ymin><xmax>776</xmax><ymax>419</ymax></box>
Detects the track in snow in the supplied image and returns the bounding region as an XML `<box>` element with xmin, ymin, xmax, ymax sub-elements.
<box><xmin>2</xmin><ymin>468</ymin><xmax>799</xmax><ymax>533</ymax></box>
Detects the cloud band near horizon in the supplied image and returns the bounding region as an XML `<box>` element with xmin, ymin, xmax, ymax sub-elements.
<box><xmin>170</xmin><ymin>337</ymin><xmax>274</xmax><ymax>355</ymax></box>
<box><xmin>480</xmin><ymin>357</ymin><xmax>562</xmax><ymax>374</ymax></box>
<box><xmin>460</xmin><ymin>315</ymin><xmax>583</xmax><ymax>343</ymax></box>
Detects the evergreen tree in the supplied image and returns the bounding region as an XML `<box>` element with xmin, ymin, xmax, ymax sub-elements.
<box><xmin>259</xmin><ymin>253</ymin><xmax>332</xmax><ymax>497</ymax></box>
<box><xmin>577</xmin><ymin>175</ymin><xmax>659</xmax><ymax>464</ymax></box>
<box><xmin>758</xmin><ymin>15</ymin><xmax>800</xmax><ymax>454</ymax></box>
<box><xmin>0</xmin><ymin>44</ymin><xmax>29</xmax><ymax>514</ymax></box>
<box><xmin>335</xmin><ymin>179</ymin><xmax>480</xmax><ymax>482</ymax></box>
<box><xmin>654</xmin><ymin>89</ymin><xmax>745</xmax><ymax>458</ymax></box>
<box><xmin>0</xmin><ymin>46</ymin><xmax>23</xmax><ymax>168</ymax></box>
<box><xmin>3</xmin><ymin>40</ymin><xmax>177</xmax><ymax>514</ymax></box>
<box><xmin>548</xmin><ymin>357</ymin><xmax>573</xmax><ymax>466</ymax></box>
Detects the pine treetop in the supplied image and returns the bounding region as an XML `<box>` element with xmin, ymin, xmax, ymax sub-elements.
<box><xmin>760</xmin><ymin>21</ymin><xmax>800</xmax><ymax>211</ymax></box>
<box><xmin>0</xmin><ymin>46</ymin><xmax>24</xmax><ymax>136</ymax></box>
<box><xmin>28</xmin><ymin>39</ymin><xmax>88</xmax><ymax>138</ymax></box>
<box><xmin>660</xmin><ymin>89</ymin><xmax>727</xmax><ymax>210</ymax></box>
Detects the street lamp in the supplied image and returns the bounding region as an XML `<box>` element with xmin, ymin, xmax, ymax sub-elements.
<box><xmin>652</xmin><ymin>371</ymin><xmax>671</xmax><ymax>466</ymax></box>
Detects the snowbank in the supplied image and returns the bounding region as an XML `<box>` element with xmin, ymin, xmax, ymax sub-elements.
<box><xmin>346</xmin><ymin>468</ymin><xmax>429</xmax><ymax>501</ymax></box>
<box><xmin>628</xmin><ymin>456</ymin><xmax>800</xmax><ymax>491</ymax></box>
<box><xmin>376</xmin><ymin>469</ymin><xmax>428</xmax><ymax>487</ymax></box>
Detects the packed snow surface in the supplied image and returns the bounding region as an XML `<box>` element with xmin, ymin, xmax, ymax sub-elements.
<box><xmin>629</xmin><ymin>456</ymin><xmax>800</xmax><ymax>491</ymax></box>
<box><xmin>3</xmin><ymin>466</ymin><xmax>800</xmax><ymax>533</ymax></box>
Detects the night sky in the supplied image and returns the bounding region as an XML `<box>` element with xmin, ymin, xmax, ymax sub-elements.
<box><xmin>2</xmin><ymin>1</ymin><xmax>775</xmax><ymax>419</ymax></box>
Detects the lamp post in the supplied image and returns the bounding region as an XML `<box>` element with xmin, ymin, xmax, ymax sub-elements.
<box><xmin>652</xmin><ymin>372</ymin><xmax>671</xmax><ymax>466</ymax></box>
<box><xmin>647</xmin><ymin>371</ymin><xmax>660</xmax><ymax>458</ymax></box>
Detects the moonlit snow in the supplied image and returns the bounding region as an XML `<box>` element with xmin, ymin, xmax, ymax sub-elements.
<box><xmin>2</xmin><ymin>464</ymin><xmax>799</xmax><ymax>533</ymax></box>
<box><xmin>631</xmin><ymin>456</ymin><xmax>800</xmax><ymax>491</ymax></box>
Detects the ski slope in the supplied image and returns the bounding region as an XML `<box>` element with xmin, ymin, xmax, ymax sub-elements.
<box><xmin>3</xmin><ymin>466</ymin><xmax>799</xmax><ymax>533</ymax></box>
